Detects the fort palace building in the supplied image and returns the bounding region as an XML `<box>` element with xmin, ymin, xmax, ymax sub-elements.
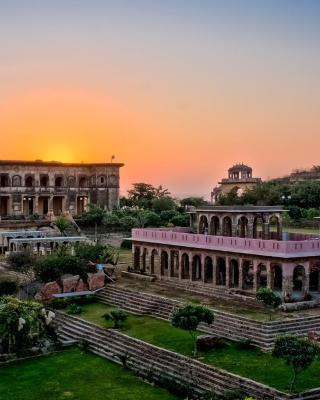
<box><xmin>0</xmin><ymin>160</ymin><xmax>124</xmax><ymax>218</ymax></box>
<box><xmin>132</xmin><ymin>205</ymin><xmax>320</xmax><ymax>299</ymax></box>
<box><xmin>211</xmin><ymin>163</ymin><xmax>261</xmax><ymax>203</ymax></box>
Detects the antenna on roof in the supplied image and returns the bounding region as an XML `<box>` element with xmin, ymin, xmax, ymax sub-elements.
<box><xmin>111</xmin><ymin>155</ymin><xmax>115</xmax><ymax>163</ymax></box>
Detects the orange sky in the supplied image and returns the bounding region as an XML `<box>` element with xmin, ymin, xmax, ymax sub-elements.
<box><xmin>1</xmin><ymin>1</ymin><xmax>320</xmax><ymax>198</ymax></box>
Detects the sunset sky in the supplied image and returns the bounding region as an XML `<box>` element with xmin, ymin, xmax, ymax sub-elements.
<box><xmin>1</xmin><ymin>1</ymin><xmax>319</xmax><ymax>198</ymax></box>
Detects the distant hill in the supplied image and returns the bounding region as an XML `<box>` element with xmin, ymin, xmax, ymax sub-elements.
<box><xmin>272</xmin><ymin>166</ymin><xmax>320</xmax><ymax>183</ymax></box>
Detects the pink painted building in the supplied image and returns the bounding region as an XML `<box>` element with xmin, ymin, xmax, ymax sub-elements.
<box><xmin>131</xmin><ymin>206</ymin><xmax>320</xmax><ymax>298</ymax></box>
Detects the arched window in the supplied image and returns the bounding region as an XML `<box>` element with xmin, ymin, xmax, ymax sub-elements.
<box><xmin>55</xmin><ymin>177</ymin><xmax>63</xmax><ymax>187</ymax></box>
<box><xmin>12</xmin><ymin>175</ymin><xmax>22</xmax><ymax>186</ymax></box>
<box><xmin>40</xmin><ymin>175</ymin><xmax>49</xmax><ymax>187</ymax></box>
<box><xmin>25</xmin><ymin>175</ymin><xmax>34</xmax><ymax>187</ymax></box>
<box><xmin>79</xmin><ymin>176</ymin><xmax>88</xmax><ymax>188</ymax></box>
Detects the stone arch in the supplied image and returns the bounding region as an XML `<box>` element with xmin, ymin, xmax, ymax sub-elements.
<box><xmin>12</xmin><ymin>175</ymin><xmax>22</xmax><ymax>186</ymax></box>
<box><xmin>222</xmin><ymin>216</ymin><xmax>232</xmax><ymax>237</ymax></box>
<box><xmin>170</xmin><ymin>250</ymin><xmax>179</xmax><ymax>278</ymax></box>
<box><xmin>237</xmin><ymin>216</ymin><xmax>249</xmax><ymax>238</ymax></box>
<box><xmin>55</xmin><ymin>176</ymin><xmax>63</xmax><ymax>187</ymax></box>
<box><xmin>216</xmin><ymin>257</ymin><xmax>226</xmax><ymax>285</ymax></box>
<box><xmin>25</xmin><ymin>175</ymin><xmax>34</xmax><ymax>187</ymax></box>
<box><xmin>181</xmin><ymin>253</ymin><xmax>190</xmax><ymax>279</ymax></box>
<box><xmin>150</xmin><ymin>249</ymin><xmax>159</xmax><ymax>275</ymax></box>
<box><xmin>199</xmin><ymin>215</ymin><xmax>208</xmax><ymax>234</ymax></box>
<box><xmin>271</xmin><ymin>264</ymin><xmax>282</xmax><ymax>290</ymax></box>
<box><xmin>309</xmin><ymin>264</ymin><xmax>320</xmax><ymax>292</ymax></box>
<box><xmin>242</xmin><ymin>260</ymin><xmax>254</xmax><ymax>290</ymax></box>
<box><xmin>160</xmin><ymin>250</ymin><xmax>169</xmax><ymax>276</ymax></box>
<box><xmin>134</xmin><ymin>246</ymin><xmax>140</xmax><ymax>271</ymax></box>
<box><xmin>269</xmin><ymin>215</ymin><xmax>281</xmax><ymax>239</ymax></box>
<box><xmin>204</xmin><ymin>256</ymin><xmax>213</xmax><ymax>283</ymax></box>
<box><xmin>79</xmin><ymin>176</ymin><xmax>89</xmax><ymax>188</ymax></box>
<box><xmin>253</xmin><ymin>215</ymin><xmax>264</xmax><ymax>239</ymax></box>
<box><xmin>229</xmin><ymin>259</ymin><xmax>239</xmax><ymax>288</ymax></box>
<box><xmin>210</xmin><ymin>216</ymin><xmax>220</xmax><ymax>235</ymax></box>
<box><xmin>98</xmin><ymin>174</ymin><xmax>107</xmax><ymax>187</ymax></box>
<box><xmin>257</xmin><ymin>263</ymin><xmax>267</xmax><ymax>288</ymax></box>
<box><xmin>293</xmin><ymin>265</ymin><xmax>306</xmax><ymax>292</ymax></box>
<box><xmin>192</xmin><ymin>255</ymin><xmax>202</xmax><ymax>281</ymax></box>
<box><xmin>40</xmin><ymin>175</ymin><xmax>49</xmax><ymax>187</ymax></box>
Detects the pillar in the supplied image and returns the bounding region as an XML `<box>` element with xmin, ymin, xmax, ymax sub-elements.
<box><xmin>238</xmin><ymin>258</ymin><xmax>244</xmax><ymax>290</ymax></box>
<box><xmin>34</xmin><ymin>195</ymin><xmax>39</xmax><ymax>215</ymax></box>
<box><xmin>252</xmin><ymin>259</ymin><xmax>258</xmax><ymax>292</ymax></box>
<box><xmin>178</xmin><ymin>251</ymin><xmax>182</xmax><ymax>280</ymax></box>
<box><xmin>189</xmin><ymin>252</ymin><xmax>193</xmax><ymax>282</ymax></box>
<box><xmin>225</xmin><ymin>256</ymin><xmax>230</xmax><ymax>288</ymax></box>
<box><xmin>282</xmin><ymin>263</ymin><xmax>293</xmax><ymax>298</ymax></box>
<box><xmin>201</xmin><ymin>254</ymin><xmax>205</xmax><ymax>283</ymax></box>
<box><xmin>264</xmin><ymin>223</ymin><xmax>270</xmax><ymax>240</ymax></box>
<box><xmin>247</xmin><ymin>216</ymin><xmax>254</xmax><ymax>238</ymax></box>
<box><xmin>303</xmin><ymin>261</ymin><xmax>310</xmax><ymax>295</ymax></box>
<box><xmin>266</xmin><ymin>261</ymin><xmax>272</xmax><ymax>289</ymax></box>
<box><xmin>212</xmin><ymin>254</ymin><xmax>217</xmax><ymax>288</ymax></box>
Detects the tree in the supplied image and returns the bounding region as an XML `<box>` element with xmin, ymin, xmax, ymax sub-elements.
<box><xmin>272</xmin><ymin>336</ymin><xmax>318</xmax><ymax>392</ymax></box>
<box><xmin>54</xmin><ymin>216</ymin><xmax>70</xmax><ymax>236</ymax></box>
<box><xmin>127</xmin><ymin>183</ymin><xmax>171</xmax><ymax>209</ymax></box>
<box><xmin>256</xmin><ymin>288</ymin><xmax>281</xmax><ymax>320</ymax></box>
<box><xmin>180</xmin><ymin>197</ymin><xmax>207</xmax><ymax>208</ymax></box>
<box><xmin>170</xmin><ymin>213</ymin><xmax>189</xmax><ymax>227</ymax></box>
<box><xmin>81</xmin><ymin>204</ymin><xmax>106</xmax><ymax>240</ymax></box>
<box><xmin>103</xmin><ymin>309</ymin><xmax>128</xmax><ymax>328</ymax></box>
<box><xmin>171</xmin><ymin>304</ymin><xmax>214</xmax><ymax>357</ymax></box>
<box><xmin>0</xmin><ymin>296</ymin><xmax>56</xmax><ymax>354</ymax></box>
<box><xmin>152</xmin><ymin>197</ymin><xmax>176</xmax><ymax>213</ymax></box>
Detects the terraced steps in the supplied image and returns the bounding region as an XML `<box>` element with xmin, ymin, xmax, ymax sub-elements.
<box><xmin>97</xmin><ymin>285</ymin><xmax>320</xmax><ymax>351</ymax></box>
<box><xmin>55</xmin><ymin>312</ymin><xmax>314</xmax><ymax>400</ymax></box>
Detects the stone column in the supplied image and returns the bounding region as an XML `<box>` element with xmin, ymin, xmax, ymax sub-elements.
<box><xmin>238</xmin><ymin>258</ymin><xmax>244</xmax><ymax>290</ymax></box>
<box><xmin>303</xmin><ymin>261</ymin><xmax>310</xmax><ymax>295</ymax></box>
<box><xmin>252</xmin><ymin>259</ymin><xmax>258</xmax><ymax>293</ymax></box>
<box><xmin>282</xmin><ymin>263</ymin><xmax>293</xmax><ymax>298</ymax></box>
<box><xmin>264</xmin><ymin>223</ymin><xmax>270</xmax><ymax>240</ymax></box>
<box><xmin>201</xmin><ymin>254</ymin><xmax>206</xmax><ymax>283</ymax></box>
<box><xmin>247</xmin><ymin>216</ymin><xmax>254</xmax><ymax>238</ymax></box>
<box><xmin>34</xmin><ymin>195</ymin><xmax>39</xmax><ymax>215</ymax></box>
<box><xmin>266</xmin><ymin>261</ymin><xmax>272</xmax><ymax>289</ymax></box>
<box><xmin>178</xmin><ymin>251</ymin><xmax>182</xmax><ymax>281</ymax></box>
<box><xmin>225</xmin><ymin>256</ymin><xmax>230</xmax><ymax>288</ymax></box>
<box><xmin>212</xmin><ymin>254</ymin><xmax>217</xmax><ymax>288</ymax></box>
<box><xmin>189</xmin><ymin>252</ymin><xmax>193</xmax><ymax>282</ymax></box>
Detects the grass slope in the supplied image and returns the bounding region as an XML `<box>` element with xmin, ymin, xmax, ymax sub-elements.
<box><xmin>79</xmin><ymin>302</ymin><xmax>320</xmax><ymax>393</ymax></box>
<box><xmin>0</xmin><ymin>348</ymin><xmax>178</xmax><ymax>400</ymax></box>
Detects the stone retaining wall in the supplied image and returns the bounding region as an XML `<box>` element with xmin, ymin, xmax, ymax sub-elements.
<box><xmin>98</xmin><ymin>285</ymin><xmax>320</xmax><ymax>351</ymax></box>
<box><xmin>55</xmin><ymin>312</ymin><xmax>320</xmax><ymax>400</ymax></box>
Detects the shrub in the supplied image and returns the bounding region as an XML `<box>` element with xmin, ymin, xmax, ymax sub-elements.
<box><xmin>256</xmin><ymin>287</ymin><xmax>281</xmax><ymax>320</ymax></box>
<box><xmin>67</xmin><ymin>303</ymin><xmax>82</xmax><ymax>315</ymax></box>
<box><xmin>0</xmin><ymin>279</ymin><xmax>18</xmax><ymax>295</ymax></box>
<box><xmin>49</xmin><ymin>297</ymin><xmax>70</xmax><ymax>309</ymax></box>
<box><xmin>103</xmin><ymin>309</ymin><xmax>128</xmax><ymax>328</ymax></box>
<box><xmin>7</xmin><ymin>251</ymin><xmax>35</xmax><ymax>273</ymax></box>
<box><xmin>236</xmin><ymin>339</ymin><xmax>255</xmax><ymax>350</ymax></box>
<box><xmin>120</xmin><ymin>239</ymin><xmax>132</xmax><ymax>250</ymax></box>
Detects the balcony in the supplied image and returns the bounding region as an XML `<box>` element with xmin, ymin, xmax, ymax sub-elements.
<box><xmin>132</xmin><ymin>228</ymin><xmax>320</xmax><ymax>258</ymax></box>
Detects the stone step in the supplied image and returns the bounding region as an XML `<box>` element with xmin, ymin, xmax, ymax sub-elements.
<box><xmin>54</xmin><ymin>312</ymin><xmax>298</xmax><ymax>400</ymax></box>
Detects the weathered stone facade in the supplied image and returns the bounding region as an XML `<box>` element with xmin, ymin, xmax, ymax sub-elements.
<box><xmin>0</xmin><ymin>160</ymin><xmax>124</xmax><ymax>217</ymax></box>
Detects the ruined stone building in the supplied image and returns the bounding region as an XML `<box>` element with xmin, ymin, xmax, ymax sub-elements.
<box><xmin>0</xmin><ymin>160</ymin><xmax>124</xmax><ymax>218</ymax></box>
<box><xmin>211</xmin><ymin>163</ymin><xmax>261</xmax><ymax>203</ymax></box>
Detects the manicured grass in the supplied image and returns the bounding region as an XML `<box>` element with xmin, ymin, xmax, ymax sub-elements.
<box><xmin>78</xmin><ymin>302</ymin><xmax>320</xmax><ymax>393</ymax></box>
<box><xmin>0</xmin><ymin>348</ymin><xmax>179</xmax><ymax>400</ymax></box>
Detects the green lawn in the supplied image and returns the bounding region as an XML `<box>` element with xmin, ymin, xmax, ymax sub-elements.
<box><xmin>0</xmin><ymin>348</ymin><xmax>178</xmax><ymax>400</ymax></box>
<box><xmin>78</xmin><ymin>302</ymin><xmax>320</xmax><ymax>393</ymax></box>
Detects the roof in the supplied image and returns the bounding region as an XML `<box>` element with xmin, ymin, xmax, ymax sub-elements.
<box><xmin>0</xmin><ymin>160</ymin><xmax>124</xmax><ymax>168</ymax></box>
<box><xmin>228</xmin><ymin>163</ymin><xmax>252</xmax><ymax>172</ymax></box>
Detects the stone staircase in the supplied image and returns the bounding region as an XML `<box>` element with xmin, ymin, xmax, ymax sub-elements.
<box><xmin>97</xmin><ymin>285</ymin><xmax>178</xmax><ymax>319</ymax></box>
<box><xmin>97</xmin><ymin>285</ymin><xmax>320</xmax><ymax>351</ymax></box>
<box><xmin>152</xmin><ymin>279</ymin><xmax>262</xmax><ymax>308</ymax></box>
<box><xmin>54</xmin><ymin>312</ymin><xmax>318</xmax><ymax>400</ymax></box>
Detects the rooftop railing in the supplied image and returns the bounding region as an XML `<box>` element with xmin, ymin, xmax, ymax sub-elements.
<box><xmin>132</xmin><ymin>228</ymin><xmax>320</xmax><ymax>258</ymax></box>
